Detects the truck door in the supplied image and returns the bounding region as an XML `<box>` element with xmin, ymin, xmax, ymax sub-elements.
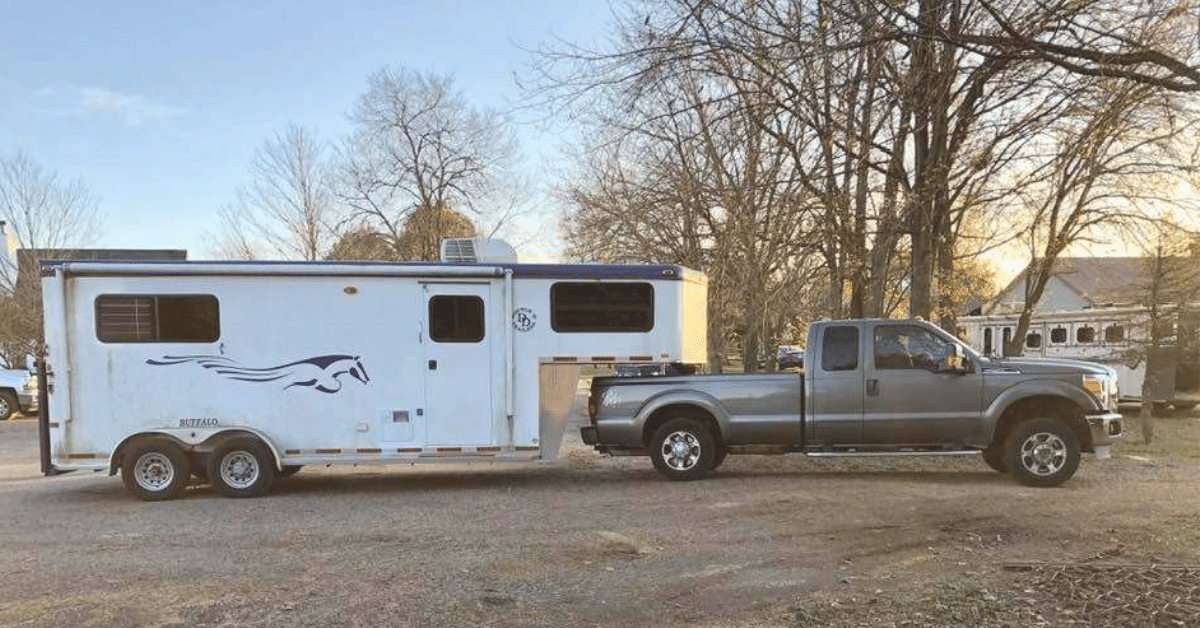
<box><xmin>809</xmin><ymin>323</ymin><xmax>865</xmax><ymax>444</ymax></box>
<box><xmin>422</xmin><ymin>283</ymin><xmax>494</xmax><ymax>446</ymax></box>
<box><xmin>862</xmin><ymin>323</ymin><xmax>983</xmax><ymax>445</ymax></box>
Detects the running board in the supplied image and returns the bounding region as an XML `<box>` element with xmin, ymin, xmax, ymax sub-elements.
<box><xmin>806</xmin><ymin>450</ymin><xmax>980</xmax><ymax>458</ymax></box>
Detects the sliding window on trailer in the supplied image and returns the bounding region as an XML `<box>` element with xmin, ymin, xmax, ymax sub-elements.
<box><xmin>95</xmin><ymin>295</ymin><xmax>220</xmax><ymax>343</ymax></box>
<box><xmin>550</xmin><ymin>282</ymin><xmax>654</xmax><ymax>332</ymax></box>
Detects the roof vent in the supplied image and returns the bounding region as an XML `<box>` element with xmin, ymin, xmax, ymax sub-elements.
<box><xmin>440</xmin><ymin>238</ymin><xmax>518</xmax><ymax>264</ymax></box>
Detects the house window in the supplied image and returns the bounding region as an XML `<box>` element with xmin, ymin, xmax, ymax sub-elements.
<box><xmin>96</xmin><ymin>295</ymin><xmax>220</xmax><ymax>343</ymax></box>
<box><xmin>1026</xmin><ymin>333</ymin><xmax>1042</xmax><ymax>349</ymax></box>
<box><xmin>550</xmin><ymin>282</ymin><xmax>654</xmax><ymax>332</ymax></box>
<box><xmin>1050</xmin><ymin>327</ymin><xmax>1068</xmax><ymax>344</ymax></box>
<box><xmin>429</xmin><ymin>295</ymin><xmax>485</xmax><ymax>342</ymax></box>
<box><xmin>1105</xmin><ymin>325</ymin><xmax>1125</xmax><ymax>343</ymax></box>
<box><xmin>822</xmin><ymin>326</ymin><xmax>859</xmax><ymax>372</ymax></box>
<box><xmin>1077</xmin><ymin>325</ymin><xmax>1096</xmax><ymax>344</ymax></box>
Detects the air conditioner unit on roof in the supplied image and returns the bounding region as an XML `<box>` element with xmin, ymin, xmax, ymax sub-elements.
<box><xmin>439</xmin><ymin>238</ymin><xmax>518</xmax><ymax>264</ymax></box>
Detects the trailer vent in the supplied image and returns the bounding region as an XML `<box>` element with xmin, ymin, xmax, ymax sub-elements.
<box><xmin>440</xmin><ymin>238</ymin><xmax>518</xmax><ymax>264</ymax></box>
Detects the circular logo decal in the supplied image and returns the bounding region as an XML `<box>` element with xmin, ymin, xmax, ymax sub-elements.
<box><xmin>512</xmin><ymin>307</ymin><xmax>537</xmax><ymax>332</ymax></box>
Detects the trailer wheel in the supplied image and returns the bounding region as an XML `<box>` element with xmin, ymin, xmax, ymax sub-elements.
<box><xmin>208</xmin><ymin>437</ymin><xmax>275</xmax><ymax>498</ymax></box>
<box><xmin>0</xmin><ymin>390</ymin><xmax>18</xmax><ymax>421</ymax></box>
<box><xmin>121</xmin><ymin>439</ymin><xmax>191</xmax><ymax>501</ymax></box>
<box><xmin>650</xmin><ymin>418</ymin><xmax>715</xmax><ymax>481</ymax></box>
<box><xmin>1003</xmin><ymin>418</ymin><xmax>1080</xmax><ymax>488</ymax></box>
<box><xmin>980</xmin><ymin>446</ymin><xmax>1006</xmax><ymax>473</ymax></box>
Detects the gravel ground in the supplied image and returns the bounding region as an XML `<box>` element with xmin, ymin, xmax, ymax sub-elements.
<box><xmin>0</xmin><ymin>404</ymin><xmax>1197</xmax><ymax>628</ymax></box>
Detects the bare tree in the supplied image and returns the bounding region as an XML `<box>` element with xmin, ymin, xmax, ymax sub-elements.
<box><xmin>339</xmin><ymin>67</ymin><xmax>517</xmax><ymax>254</ymax></box>
<box><xmin>213</xmin><ymin>124</ymin><xmax>336</xmax><ymax>260</ymax></box>
<box><xmin>0</xmin><ymin>150</ymin><xmax>103</xmax><ymax>356</ymax></box>
<box><xmin>1134</xmin><ymin>227</ymin><xmax>1200</xmax><ymax>443</ymax></box>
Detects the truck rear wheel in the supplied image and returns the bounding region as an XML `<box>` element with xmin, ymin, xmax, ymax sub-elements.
<box><xmin>650</xmin><ymin>418</ymin><xmax>715</xmax><ymax>481</ymax></box>
<box><xmin>121</xmin><ymin>438</ymin><xmax>191</xmax><ymax>501</ymax></box>
<box><xmin>208</xmin><ymin>436</ymin><xmax>275</xmax><ymax>498</ymax></box>
<box><xmin>1003</xmin><ymin>418</ymin><xmax>1080</xmax><ymax>488</ymax></box>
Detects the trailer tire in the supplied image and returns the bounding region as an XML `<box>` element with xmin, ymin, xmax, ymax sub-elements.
<box><xmin>981</xmin><ymin>446</ymin><xmax>1006</xmax><ymax>473</ymax></box>
<box><xmin>278</xmin><ymin>465</ymin><xmax>303</xmax><ymax>478</ymax></box>
<box><xmin>1003</xmin><ymin>417</ymin><xmax>1080</xmax><ymax>488</ymax></box>
<box><xmin>208</xmin><ymin>436</ymin><xmax>275</xmax><ymax>498</ymax></box>
<box><xmin>121</xmin><ymin>438</ymin><xmax>191</xmax><ymax>501</ymax></box>
<box><xmin>650</xmin><ymin>417</ymin><xmax>715</xmax><ymax>481</ymax></box>
<box><xmin>0</xmin><ymin>390</ymin><xmax>18</xmax><ymax>421</ymax></box>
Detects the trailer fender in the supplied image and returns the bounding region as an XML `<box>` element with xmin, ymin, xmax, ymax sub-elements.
<box><xmin>108</xmin><ymin>427</ymin><xmax>285</xmax><ymax>475</ymax></box>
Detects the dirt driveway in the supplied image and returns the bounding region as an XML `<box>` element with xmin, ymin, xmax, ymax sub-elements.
<box><xmin>0</xmin><ymin>408</ymin><xmax>1197</xmax><ymax>628</ymax></box>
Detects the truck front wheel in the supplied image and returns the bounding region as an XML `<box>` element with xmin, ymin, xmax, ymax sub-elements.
<box><xmin>1003</xmin><ymin>418</ymin><xmax>1080</xmax><ymax>488</ymax></box>
<box><xmin>650</xmin><ymin>418</ymin><xmax>716</xmax><ymax>481</ymax></box>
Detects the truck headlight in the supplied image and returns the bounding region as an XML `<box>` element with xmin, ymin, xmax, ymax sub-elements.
<box><xmin>1083</xmin><ymin>374</ymin><xmax>1118</xmax><ymax>410</ymax></box>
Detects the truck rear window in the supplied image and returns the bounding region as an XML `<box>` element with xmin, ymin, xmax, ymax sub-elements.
<box><xmin>95</xmin><ymin>295</ymin><xmax>220</xmax><ymax>343</ymax></box>
<box><xmin>821</xmin><ymin>326</ymin><xmax>859</xmax><ymax>371</ymax></box>
<box><xmin>550</xmin><ymin>282</ymin><xmax>654</xmax><ymax>333</ymax></box>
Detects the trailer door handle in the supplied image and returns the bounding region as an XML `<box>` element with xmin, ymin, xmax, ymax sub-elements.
<box><xmin>428</xmin><ymin>360</ymin><xmax>438</xmax><ymax>370</ymax></box>
<box><xmin>866</xmin><ymin>378</ymin><xmax>879</xmax><ymax>396</ymax></box>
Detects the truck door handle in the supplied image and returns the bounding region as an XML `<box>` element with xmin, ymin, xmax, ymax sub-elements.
<box><xmin>866</xmin><ymin>378</ymin><xmax>879</xmax><ymax>396</ymax></box>
<box><xmin>428</xmin><ymin>360</ymin><xmax>438</xmax><ymax>370</ymax></box>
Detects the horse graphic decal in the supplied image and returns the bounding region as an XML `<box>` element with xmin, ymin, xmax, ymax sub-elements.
<box><xmin>147</xmin><ymin>354</ymin><xmax>371</xmax><ymax>394</ymax></box>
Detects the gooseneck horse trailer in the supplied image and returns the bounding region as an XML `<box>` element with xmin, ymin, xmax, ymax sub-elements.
<box><xmin>38</xmin><ymin>244</ymin><xmax>707</xmax><ymax>500</ymax></box>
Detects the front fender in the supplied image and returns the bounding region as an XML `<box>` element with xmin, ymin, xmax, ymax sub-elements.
<box><xmin>976</xmin><ymin>378</ymin><xmax>1097</xmax><ymax>444</ymax></box>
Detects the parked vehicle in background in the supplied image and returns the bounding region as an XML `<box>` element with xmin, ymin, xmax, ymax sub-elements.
<box><xmin>0</xmin><ymin>357</ymin><xmax>38</xmax><ymax>420</ymax></box>
<box><xmin>776</xmin><ymin>345</ymin><xmax>803</xmax><ymax>370</ymax></box>
<box><xmin>583</xmin><ymin>318</ymin><xmax>1125</xmax><ymax>487</ymax></box>
<box><xmin>959</xmin><ymin>305</ymin><xmax>1200</xmax><ymax>414</ymax></box>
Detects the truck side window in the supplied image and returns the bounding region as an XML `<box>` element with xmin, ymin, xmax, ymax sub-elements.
<box><xmin>429</xmin><ymin>296</ymin><xmax>484</xmax><ymax>343</ymax></box>
<box><xmin>821</xmin><ymin>326</ymin><xmax>858</xmax><ymax>371</ymax></box>
<box><xmin>874</xmin><ymin>325</ymin><xmax>948</xmax><ymax>371</ymax></box>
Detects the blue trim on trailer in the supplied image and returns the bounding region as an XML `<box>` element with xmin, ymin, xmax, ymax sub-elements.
<box><xmin>38</xmin><ymin>259</ymin><xmax>694</xmax><ymax>281</ymax></box>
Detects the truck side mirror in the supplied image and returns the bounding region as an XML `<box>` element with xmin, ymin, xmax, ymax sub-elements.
<box><xmin>940</xmin><ymin>344</ymin><xmax>967</xmax><ymax>374</ymax></box>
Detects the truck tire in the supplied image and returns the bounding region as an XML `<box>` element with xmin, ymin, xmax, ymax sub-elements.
<box><xmin>121</xmin><ymin>438</ymin><xmax>191</xmax><ymax>501</ymax></box>
<box><xmin>1003</xmin><ymin>417</ymin><xmax>1080</xmax><ymax>488</ymax></box>
<box><xmin>980</xmin><ymin>446</ymin><xmax>1005</xmax><ymax>473</ymax></box>
<box><xmin>650</xmin><ymin>417</ymin><xmax>716</xmax><ymax>481</ymax></box>
<box><xmin>0</xmin><ymin>390</ymin><xmax>18</xmax><ymax>421</ymax></box>
<box><xmin>208</xmin><ymin>436</ymin><xmax>276</xmax><ymax>498</ymax></box>
<box><xmin>710</xmin><ymin>448</ymin><xmax>728</xmax><ymax>471</ymax></box>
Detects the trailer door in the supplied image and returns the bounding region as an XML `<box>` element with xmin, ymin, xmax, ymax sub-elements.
<box><xmin>423</xmin><ymin>283</ymin><xmax>494</xmax><ymax>446</ymax></box>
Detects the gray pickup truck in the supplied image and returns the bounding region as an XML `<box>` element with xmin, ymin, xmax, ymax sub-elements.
<box><xmin>581</xmin><ymin>319</ymin><xmax>1125</xmax><ymax>487</ymax></box>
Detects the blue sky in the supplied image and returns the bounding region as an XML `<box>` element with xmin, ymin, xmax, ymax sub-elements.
<box><xmin>1</xmin><ymin>0</ymin><xmax>610</xmax><ymax>258</ymax></box>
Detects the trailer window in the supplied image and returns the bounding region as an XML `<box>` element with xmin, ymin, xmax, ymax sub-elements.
<box><xmin>550</xmin><ymin>282</ymin><xmax>654</xmax><ymax>333</ymax></box>
<box><xmin>1105</xmin><ymin>325</ymin><xmax>1125</xmax><ymax>343</ymax></box>
<box><xmin>1076</xmin><ymin>325</ymin><xmax>1096</xmax><ymax>344</ymax></box>
<box><xmin>96</xmin><ymin>295</ymin><xmax>219</xmax><ymax>343</ymax></box>
<box><xmin>821</xmin><ymin>326</ymin><xmax>858</xmax><ymax>371</ymax></box>
<box><xmin>1050</xmin><ymin>327</ymin><xmax>1068</xmax><ymax>344</ymax></box>
<box><xmin>428</xmin><ymin>296</ymin><xmax>484</xmax><ymax>342</ymax></box>
<box><xmin>1026</xmin><ymin>333</ymin><xmax>1042</xmax><ymax>349</ymax></box>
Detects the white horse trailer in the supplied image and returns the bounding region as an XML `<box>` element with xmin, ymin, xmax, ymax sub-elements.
<box><xmin>37</xmin><ymin>253</ymin><xmax>707</xmax><ymax>500</ymax></box>
<box><xmin>959</xmin><ymin>305</ymin><xmax>1200</xmax><ymax>412</ymax></box>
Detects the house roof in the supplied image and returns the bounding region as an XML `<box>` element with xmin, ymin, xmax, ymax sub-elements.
<box><xmin>994</xmin><ymin>257</ymin><xmax>1146</xmax><ymax>309</ymax></box>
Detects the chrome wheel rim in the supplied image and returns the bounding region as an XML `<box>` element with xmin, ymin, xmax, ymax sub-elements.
<box><xmin>660</xmin><ymin>431</ymin><xmax>701</xmax><ymax>471</ymax></box>
<box><xmin>0</xmin><ymin>397</ymin><xmax>10</xmax><ymax>416</ymax></box>
<box><xmin>133</xmin><ymin>452</ymin><xmax>176</xmax><ymax>492</ymax></box>
<box><xmin>1019</xmin><ymin>432</ymin><xmax>1067</xmax><ymax>476</ymax></box>
<box><xmin>218</xmin><ymin>451</ymin><xmax>260</xmax><ymax>489</ymax></box>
